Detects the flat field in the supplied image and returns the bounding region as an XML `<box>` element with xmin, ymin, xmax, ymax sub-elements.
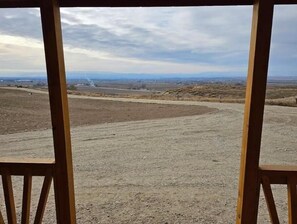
<box><xmin>0</xmin><ymin>88</ymin><xmax>214</xmax><ymax>134</ymax></box>
<box><xmin>0</xmin><ymin>87</ymin><xmax>297</xmax><ymax>223</ymax></box>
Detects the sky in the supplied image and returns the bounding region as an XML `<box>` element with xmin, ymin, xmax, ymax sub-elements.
<box><xmin>0</xmin><ymin>6</ymin><xmax>296</xmax><ymax>78</ymax></box>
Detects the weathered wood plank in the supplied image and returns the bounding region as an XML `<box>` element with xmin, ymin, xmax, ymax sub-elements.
<box><xmin>0</xmin><ymin>158</ymin><xmax>55</xmax><ymax>176</ymax></box>
<box><xmin>1</xmin><ymin>0</ymin><xmax>297</xmax><ymax>8</ymax></box>
<box><xmin>61</xmin><ymin>0</ymin><xmax>297</xmax><ymax>7</ymax></box>
<box><xmin>260</xmin><ymin>165</ymin><xmax>297</xmax><ymax>172</ymax></box>
<box><xmin>34</xmin><ymin>173</ymin><xmax>53</xmax><ymax>224</ymax></box>
<box><xmin>21</xmin><ymin>174</ymin><xmax>33</xmax><ymax>224</ymax></box>
<box><xmin>0</xmin><ymin>0</ymin><xmax>38</xmax><ymax>7</ymax></box>
<box><xmin>260</xmin><ymin>165</ymin><xmax>297</xmax><ymax>184</ymax></box>
<box><xmin>40</xmin><ymin>0</ymin><xmax>76</xmax><ymax>223</ymax></box>
<box><xmin>0</xmin><ymin>0</ymin><xmax>252</xmax><ymax>7</ymax></box>
<box><xmin>261</xmin><ymin>176</ymin><xmax>280</xmax><ymax>224</ymax></box>
<box><xmin>0</xmin><ymin>158</ymin><xmax>55</xmax><ymax>165</ymax></box>
<box><xmin>2</xmin><ymin>171</ymin><xmax>17</xmax><ymax>224</ymax></box>
<box><xmin>60</xmin><ymin>0</ymin><xmax>253</xmax><ymax>7</ymax></box>
<box><xmin>288</xmin><ymin>177</ymin><xmax>297</xmax><ymax>224</ymax></box>
<box><xmin>236</xmin><ymin>0</ymin><xmax>274</xmax><ymax>223</ymax></box>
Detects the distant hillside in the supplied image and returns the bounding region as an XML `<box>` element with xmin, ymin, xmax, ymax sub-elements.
<box><xmin>164</xmin><ymin>84</ymin><xmax>246</xmax><ymax>99</ymax></box>
<box><xmin>162</xmin><ymin>83</ymin><xmax>297</xmax><ymax>107</ymax></box>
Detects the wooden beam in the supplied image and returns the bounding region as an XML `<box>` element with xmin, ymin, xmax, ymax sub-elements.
<box><xmin>288</xmin><ymin>177</ymin><xmax>297</xmax><ymax>224</ymax></box>
<box><xmin>0</xmin><ymin>158</ymin><xmax>55</xmax><ymax>176</ymax></box>
<box><xmin>34</xmin><ymin>173</ymin><xmax>53</xmax><ymax>224</ymax></box>
<box><xmin>260</xmin><ymin>165</ymin><xmax>297</xmax><ymax>184</ymax></box>
<box><xmin>21</xmin><ymin>174</ymin><xmax>33</xmax><ymax>224</ymax></box>
<box><xmin>60</xmin><ymin>0</ymin><xmax>253</xmax><ymax>7</ymax></box>
<box><xmin>260</xmin><ymin>165</ymin><xmax>297</xmax><ymax>173</ymax></box>
<box><xmin>2</xmin><ymin>170</ymin><xmax>17</xmax><ymax>224</ymax></box>
<box><xmin>236</xmin><ymin>0</ymin><xmax>274</xmax><ymax>223</ymax></box>
<box><xmin>1</xmin><ymin>0</ymin><xmax>297</xmax><ymax>8</ymax></box>
<box><xmin>40</xmin><ymin>0</ymin><xmax>76</xmax><ymax>223</ymax></box>
<box><xmin>0</xmin><ymin>158</ymin><xmax>55</xmax><ymax>164</ymax></box>
<box><xmin>0</xmin><ymin>0</ymin><xmax>251</xmax><ymax>8</ymax></box>
<box><xmin>0</xmin><ymin>0</ymin><xmax>38</xmax><ymax>8</ymax></box>
<box><xmin>60</xmin><ymin>0</ymin><xmax>297</xmax><ymax>7</ymax></box>
<box><xmin>261</xmin><ymin>176</ymin><xmax>280</xmax><ymax>224</ymax></box>
<box><xmin>275</xmin><ymin>0</ymin><xmax>297</xmax><ymax>4</ymax></box>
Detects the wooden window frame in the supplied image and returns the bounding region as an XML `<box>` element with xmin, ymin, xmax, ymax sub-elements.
<box><xmin>0</xmin><ymin>0</ymin><xmax>296</xmax><ymax>223</ymax></box>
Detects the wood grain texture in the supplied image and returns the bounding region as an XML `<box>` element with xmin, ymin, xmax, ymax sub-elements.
<box><xmin>0</xmin><ymin>162</ymin><xmax>54</xmax><ymax>223</ymax></box>
<box><xmin>260</xmin><ymin>165</ymin><xmax>297</xmax><ymax>184</ymax></box>
<box><xmin>260</xmin><ymin>165</ymin><xmax>297</xmax><ymax>172</ymax></box>
<box><xmin>34</xmin><ymin>174</ymin><xmax>53</xmax><ymax>224</ymax></box>
<box><xmin>21</xmin><ymin>174</ymin><xmax>33</xmax><ymax>224</ymax></box>
<box><xmin>40</xmin><ymin>0</ymin><xmax>76</xmax><ymax>223</ymax></box>
<box><xmin>1</xmin><ymin>0</ymin><xmax>297</xmax><ymax>8</ymax></box>
<box><xmin>236</xmin><ymin>0</ymin><xmax>274</xmax><ymax>223</ymax></box>
<box><xmin>0</xmin><ymin>158</ymin><xmax>55</xmax><ymax>164</ymax></box>
<box><xmin>2</xmin><ymin>171</ymin><xmax>17</xmax><ymax>224</ymax></box>
<box><xmin>288</xmin><ymin>177</ymin><xmax>297</xmax><ymax>224</ymax></box>
<box><xmin>60</xmin><ymin>0</ymin><xmax>253</xmax><ymax>7</ymax></box>
<box><xmin>0</xmin><ymin>158</ymin><xmax>54</xmax><ymax>176</ymax></box>
<box><xmin>261</xmin><ymin>176</ymin><xmax>280</xmax><ymax>224</ymax></box>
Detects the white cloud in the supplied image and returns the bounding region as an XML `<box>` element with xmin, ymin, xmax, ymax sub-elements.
<box><xmin>0</xmin><ymin>33</ymin><xmax>242</xmax><ymax>74</ymax></box>
<box><xmin>0</xmin><ymin>34</ymin><xmax>42</xmax><ymax>48</ymax></box>
<box><xmin>0</xmin><ymin>5</ymin><xmax>296</xmax><ymax>76</ymax></box>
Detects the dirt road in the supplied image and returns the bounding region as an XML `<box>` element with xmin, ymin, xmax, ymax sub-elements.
<box><xmin>0</xmin><ymin>87</ymin><xmax>297</xmax><ymax>223</ymax></box>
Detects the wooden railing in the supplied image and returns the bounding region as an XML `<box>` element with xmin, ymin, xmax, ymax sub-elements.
<box><xmin>259</xmin><ymin>165</ymin><xmax>297</xmax><ymax>224</ymax></box>
<box><xmin>0</xmin><ymin>158</ymin><xmax>55</xmax><ymax>224</ymax></box>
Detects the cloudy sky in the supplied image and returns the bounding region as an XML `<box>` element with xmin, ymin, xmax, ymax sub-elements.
<box><xmin>0</xmin><ymin>6</ymin><xmax>296</xmax><ymax>78</ymax></box>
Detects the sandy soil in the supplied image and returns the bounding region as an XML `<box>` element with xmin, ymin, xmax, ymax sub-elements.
<box><xmin>1</xmin><ymin>88</ymin><xmax>297</xmax><ymax>223</ymax></box>
<box><xmin>0</xmin><ymin>88</ymin><xmax>215</xmax><ymax>135</ymax></box>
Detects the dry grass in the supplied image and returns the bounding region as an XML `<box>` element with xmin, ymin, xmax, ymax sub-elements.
<box><xmin>155</xmin><ymin>84</ymin><xmax>297</xmax><ymax>107</ymax></box>
<box><xmin>11</xmin><ymin>83</ymin><xmax>297</xmax><ymax>107</ymax></box>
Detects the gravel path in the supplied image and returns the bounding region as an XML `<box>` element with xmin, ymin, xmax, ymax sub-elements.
<box><xmin>0</xmin><ymin>89</ymin><xmax>297</xmax><ymax>223</ymax></box>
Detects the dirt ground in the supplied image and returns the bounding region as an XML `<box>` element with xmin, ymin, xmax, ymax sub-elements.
<box><xmin>0</xmin><ymin>88</ymin><xmax>215</xmax><ymax>135</ymax></box>
<box><xmin>0</xmin><ymin>88</ymin><xmax>297</xmax><ymax>223</ymax></box>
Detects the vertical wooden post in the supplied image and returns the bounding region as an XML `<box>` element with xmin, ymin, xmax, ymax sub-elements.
<box><xmin>2</xmin><ymin>171</ymin><xmax>17</xmax><ymax>224</ymax></box>
<box><xmin>22</xmin><ymin>174</ymin><xmax>32</xmax><ymax>224</ymax></box>
<box><xmin>288</xmin><ymin>177</ymin><xmax>297</xmax><ymax>224</ymax></box>
<box><xmin>40</xmin><ymin>0</ymin><xmax>76</xmax><ymax>223</ymax></box>
<box><xmin>261</xmin><ymin>176</ymin><xmax>280</xmax><ymax>224</ymax></box>
<box><xmin>236</xmin><ymin>0</ymin><xmax>274</xmax><ymax>223</ymax></box>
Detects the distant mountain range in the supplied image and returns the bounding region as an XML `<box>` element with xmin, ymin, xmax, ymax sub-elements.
<box><xmin>1</xmin><ymin>72</ymin><xmax>297</xmax><ymax>83</ymax></box>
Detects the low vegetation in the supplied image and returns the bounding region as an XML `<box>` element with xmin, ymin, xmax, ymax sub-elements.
<box><xmin>161</xmin><ymin>84</ymin><xmax>297</xmax><ymax>107</ymax></box>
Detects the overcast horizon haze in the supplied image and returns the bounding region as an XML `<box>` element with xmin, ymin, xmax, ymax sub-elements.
<box><xmin>0</xmin><ymin>6</ymin><xmax>296</xmax><ymax>78</ymax></box>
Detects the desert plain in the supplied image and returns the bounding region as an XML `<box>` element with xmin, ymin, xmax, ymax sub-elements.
<box><xmin>0</xmin><ymin>87</ymin><xmax>297</xmax><ymax>223</ymax></box>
